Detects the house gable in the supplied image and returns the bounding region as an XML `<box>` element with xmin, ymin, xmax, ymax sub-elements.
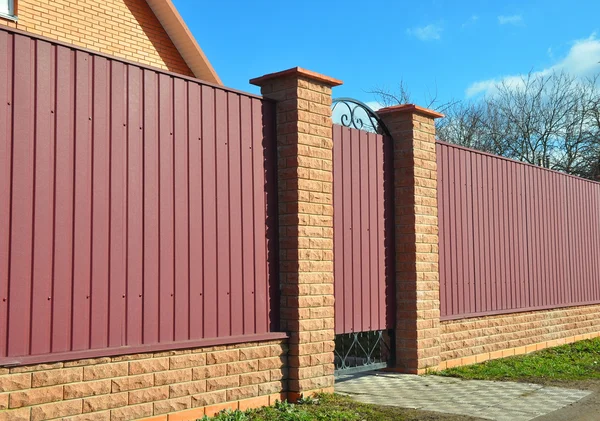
<box><xmin>0</xmin><ymin>0</ymin><xmax>202</xmax><ymax>79</ymax></box>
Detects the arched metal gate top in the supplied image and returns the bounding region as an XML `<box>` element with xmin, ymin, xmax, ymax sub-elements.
<box><xmin>332</xmin><ymin>97</ymin><xmax>391</xmax><ymax>137</ymax></box>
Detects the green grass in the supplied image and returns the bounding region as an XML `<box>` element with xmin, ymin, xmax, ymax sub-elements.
<box><xmin>438</xmin><ymin>337</ymin><xmax>600</xmax><ymax>382</ymax></box>
<box><xmin>195</xmin><ymin>394</ymin><xmax>458</xmax><ymax>421</ymax></box>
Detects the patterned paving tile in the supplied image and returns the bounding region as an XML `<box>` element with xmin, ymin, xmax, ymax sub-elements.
<box><xmin>335</xmin><ymin>373</ymin><xmax>591</xmax><ymax>421</ymax></box>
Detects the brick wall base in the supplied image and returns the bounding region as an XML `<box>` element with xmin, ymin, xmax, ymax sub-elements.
<box><xmin>0</xmin><ymin>340</ymin><xmax>287</xmax><ymax>421</ymax></box>
<box><xmin>439</xmin><ymin>304</ymin><xmax>600</xmax><ymax>370</ymax></box>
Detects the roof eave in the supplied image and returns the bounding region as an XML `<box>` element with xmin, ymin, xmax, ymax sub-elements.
<box><xmin>145</xmin><ymin>0</ymin><xmax>222</xmax><ymax>85</ymax></box>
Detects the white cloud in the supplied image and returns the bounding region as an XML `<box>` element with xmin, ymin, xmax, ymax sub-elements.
<box><xmin>498</xmin><ymin>14</ymin><xmax>523</xmax><ymax>25</ymax></box>
<box><xmin>466</xmin><ymin>33</ymin><xmax>600</xmax><ymax>98</ymax></box>
<box><xmin>462</xmin><ymin>15</ymin><xmax>479</xmax><ymax>28</ymax></box>
<box><xmin>406</xmin><ymin>24</ymin><xmax>442</xmax><ymax>41</ymax></box>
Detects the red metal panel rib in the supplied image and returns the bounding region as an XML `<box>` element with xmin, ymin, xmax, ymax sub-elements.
<box><xmin>8</xmin><ymin>33</ymin><xmax>35</xmax><ymax>357</ymax></box>
<box><xmin>443</xmin><ymin>145</ymin><xmax>454</xmax><ymax>315</ymax></box>
<box><xmin>228</xmin><ymin>92</ymin><xmax>243</xmax><ymax>337</ymax></box>
<box><xmin>71</xmin><ymin>50</ymin><xmax>93</xmax><ymax>351</ymax></box>
<box><xmin>333</xmin><ymin>125</ymin><xmax>343</xmax><ymax>333</ymax></box>
<box><xmin>585</xmin><ymin>182</ymin><xmax>595</xmax><ymax>302</ymax></box>
<box><xmin>350</xmin><ymin>128</ymin><xmax>362</xmax><ymax>332</ymax></box>
<box><xmin>446</xmin><ymin>146</ymin><xmax>456</xmax><ymax>314</ymax></box>
<box><xmin>483</xmin><ymin>154</ymin><xmax>494</xmax><ymax>312</ymax></box>
<box><xmin>547</xmin><ymin>172</ymin><xmax>558</xmax><ymax>306</ymax></box>
<box><xmin>240</xmin><ymin>96</ymin><xmax>255</xmax><ymax>335</ymax></box>
<box><xmin>201</xmin><ymin>85</ymin><xmax>217</xmax><ymax>339</ymax></box>
<box><xmin>506</xmin><ymin>160</ymin><xmax>516</xmax><ymax>309</ymax></box>
<box><xmin>594</xmin><ymin>184</ymin><xmax>600</xmax><ymax>301</ymax></box>
<box><xmin>108</xmin><ymin>60</ymin><xmax>127</xmax><ymax>348</ymax></box>
<box><xmin>464</xmin><ymin>150</ymin><xmax>475</xmax><ymax>313</ymax></box>
<box><xmin>455</xmin><ymin>148</ymin><xmax>465</xmax><ymax>314</ymax></box>
<box><xmin>571</xmin><ymin>176</ymin><xmax>579</xmax><ymax>303</ymax></box>
<box><xmin>368</xmin><ymin>133</ymin><xmax>379</xmax><ymax>330</ymax></box>
<box><xmin>158</xmin><ymin>73</ymin><xmax>175</xmax><ymax>343</ymax></box>
<box><xmin>215</xmin><ymin>90</ymin><xmax>231</xmax><ymax>337</ymax></box>
<box><xmin>498</xmin><ymin>158</ymin><xmax>508</xmax><ymax>310</ymax></box>
<box><xmin>187</xmin><ymin>82</ymin><xmax>204</xmax><ymax>340</ymax></box>
<box><xmin>359</xmin><ymin>130</ymin><xmax>370</xmax><ymax>329</ymax></box>
<box><xmin>142</xmin><ymin>69</ymin><xmax>160</xmax><ymax>345</ymax></box>
<box><xmin>173</xmin><ymin>78</ymin><xmax>190</xmax><ymax>342</ymax></box>
<box><xmin>553</xmin><ymin>172</ymin><xmax>562</xmax><ymax>305</ymax></box>
<box><xmin>471</xmin><ymin>151</ymin><xmax>482</xmax><ymax>313</ymax></box>
<box><xmin>437</xmin><ymin>144</ymin><xmax>446</xmax><ymax>317</ymax></box>
<box><xmin>30</xmin><ymin>39</ymin><xmax>55</xmax><ymax>355</ymax></box>
<box><xmin>515</xmin><ymin>163</ymin><xmax>525</xmax><ymax>309</ymax></box>
<box><xmin>251</xmin><ymin>98</ymin><xmax>268</xmax><ymax>334</ymax></box>
<box><xmin>90</xmin><ymin>55</ymin><xmax>110</xmax><ymax>350</ymax></box>
<box><xmin>51</xmin><ymin>44</ymin><xmax>75</xmax><ymax>353</ymax></box>
<box><xmin>539</xmin><ymin>168</ymin><xmax>550</xmax><ymax>306</ymax></box>
<box><xmin>126</xmin><ymin>65</ymin><xmax>144</xmax><ymax>346</ymax></box>
<box><xmin>378</xmin><ymin>135</ymin><xmax>388</xmax><ymax>328</ymax></box>
<box><xmin>0</xmin><ymin>30</ymin><xmax>12</xmax><ymax>358</ymax></box>
<box><xmin>341</xmin><ymin>127</ymin><xmax>353</xmax><ymax>333</ymax></box>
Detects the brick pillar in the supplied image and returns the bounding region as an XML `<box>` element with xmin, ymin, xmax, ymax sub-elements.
<box><xmin>377</xmin><ymin>104</ymin><xmax>444</xmax><ymax>374</ymax></box>
<box><xmin>250</xmin><ymin>68</ymin><xmax>342</xmax><ymax>398</ymax></box>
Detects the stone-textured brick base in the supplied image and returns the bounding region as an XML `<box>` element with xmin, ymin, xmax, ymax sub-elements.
<box><xmin>439</xmin><ymin>304</ymin><xmax>600</xmax><ymax>369</ymax></box>
<box><xmin>0</xmin><ymin>340</ymin><xmax>287</xmax><ymax>421</ymax></box>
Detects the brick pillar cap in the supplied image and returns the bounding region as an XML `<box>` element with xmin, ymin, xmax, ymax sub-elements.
<box><xmin>250</xmin><ymin>67</ymin><xmax>343</xmax><ymax>87</ymax></box>
<box><xmin>378</xmin><ymin>104</ymin><xmax>444</xmax><ymax>119</ymax></box>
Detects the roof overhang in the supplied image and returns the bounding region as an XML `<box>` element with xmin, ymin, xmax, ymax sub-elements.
<box><xmin>145</xmin><ymin>0</ymin><xmax>221</xmax><ymax>85</ymax></box>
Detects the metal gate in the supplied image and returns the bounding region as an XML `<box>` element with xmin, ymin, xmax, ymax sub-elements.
<box><xmin>332</xmin><ymin>99</ymin><xmax>395</xmax><ymax>375</ymax></box>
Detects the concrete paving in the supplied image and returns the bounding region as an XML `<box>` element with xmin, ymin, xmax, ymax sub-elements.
<box><xmin>335</xmin><ymin>372</ymin><xmax>591</xmax><ymax>421</ymax></box>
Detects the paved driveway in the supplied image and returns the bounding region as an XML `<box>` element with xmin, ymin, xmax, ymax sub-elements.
<box><xmin>335</xmin><ymin>372</ymin><xmax>590</xmax><ymax>421</ymax></box>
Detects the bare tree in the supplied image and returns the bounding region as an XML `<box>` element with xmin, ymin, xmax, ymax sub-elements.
<box><xmin>372</xmin><ymin>72</ymin><xmax>600</xmax><ymax>180</ymax></box>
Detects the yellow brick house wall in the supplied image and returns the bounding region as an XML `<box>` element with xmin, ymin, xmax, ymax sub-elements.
<box><xmin>0</xmin><ymin>0</ymin><xmax>193</xmax><ymax>76</ymax></box>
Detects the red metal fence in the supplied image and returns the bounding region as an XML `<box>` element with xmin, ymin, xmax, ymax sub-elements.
<box><xmin>333</xmin><ymin>125</ymin><xmax>394</xmax><ymax>334</ymax></box>
<box><xmin>438</xmin><ymin>141</ymin><xmax>600</xmax><ymax>319</ymax></box>
<box><xmin>0</xmin><ymin>29</ymin><xmax>279</xmax><ymax>364</ymax></box>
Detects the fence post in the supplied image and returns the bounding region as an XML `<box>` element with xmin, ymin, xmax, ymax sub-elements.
<box><xmin>251</xmin><ymin>67</ymin><xmax>342</xmax><ymax>399</ymax></box>
<box><xmin>377</xmin><ymin>104</ymin><xmax>444</xmax><ymax>374</ymax></box>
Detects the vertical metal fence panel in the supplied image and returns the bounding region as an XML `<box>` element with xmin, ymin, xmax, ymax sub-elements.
<box><xmin>188</xmin><ymin>82</ymin><xmax>204</xmax><ymax>340</ymax></box>
<box><xmin>72</xmin><ymin>50</ymin><xmax>92</xmax><ymax>352</ymax></box>
<box><xmin>341</xmin><ymin>127</ymin><xmax>353</xmax><ymax>334</ymax></box>
<box><xmin>0</xmin><ymin>30</ymin><xmax>12</xmax><ymax>359</ymax></box>
<box><xmin>0</xmin><ymin>28</ymin><xmax>278</xmax><ymax>364</ymax></box>
<box><xmin>126</xmin><ymin>65</ymin><xmax>144</xmax><ymax>347</ymax></box>
<box><xmin>439</xmin><ymin>141</ymin><xmax>600</xmax><ymax>319</ymax></box>
<box><xmin>9</xmin><ymin>34</ymin><xmax>35</xmax><ymax>358</ymax></box>
<box><xmin>333</xmin><ymin>125</ymin><xmax>392</xmax><ymax>334</ymax></box>
<box><xmin>30</xmin><ymin>40</ymin><xmax>55</xmax><ymax>356</ymax></box>
<box><xmin>52</xmin><ymin>45</ymin><xmax>75</xmax><ymax>353</ymax></box>
<box><xmin>109</xmin><ymin>60</ymin><xmax>127</xmax><ymax>349</ymax></box>
<box><xmin>173</xmin><ymin>77</ymin><xmax>190</xmax><ymax>342</ymax></box>
<box><xmin>240</xmin><ymin>96</ymin><xmax>255</xmax><ymax>335</ymax></box>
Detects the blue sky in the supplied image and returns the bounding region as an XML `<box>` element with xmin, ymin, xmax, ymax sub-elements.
<box><xmin>173</xmin><ymin>0</ymin><xmax>600</xmax><ymax>107</ymax></box>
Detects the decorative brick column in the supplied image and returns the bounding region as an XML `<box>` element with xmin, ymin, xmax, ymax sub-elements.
<box><xmin>377</xmin><ymin>104</ymin><xmax>444</xmax><ymax>374</ymax></box>
<box><xmin>250</xmin><ymin>68</ymin><xmax>342</xmax><ymax>398</ymax></box>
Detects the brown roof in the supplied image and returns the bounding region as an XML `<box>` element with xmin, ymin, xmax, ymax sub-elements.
<box><xmin>145</xmin><ymin>0</ymin><xmax>221</xmax><ymax>85</ymax></box>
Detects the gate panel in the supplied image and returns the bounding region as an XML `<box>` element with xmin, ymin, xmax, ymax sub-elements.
<box><xmin>333</xmin><ymin>124</ymin><xmax>392</xmax><ymax>335</ymax></box>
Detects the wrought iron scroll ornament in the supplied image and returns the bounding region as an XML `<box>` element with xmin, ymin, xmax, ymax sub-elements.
<box><xmin>332</xmin><ymin>98</ymin><xmax>391</xmax><ymax>136</ymax></box>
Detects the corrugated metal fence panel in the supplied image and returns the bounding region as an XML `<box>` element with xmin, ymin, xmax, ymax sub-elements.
<box><xmin>438</xmin><ymin>141</ymin><xmax>600</xmax><ymax>319</ymax></box>
<box><xmin>333</xmin><ymin>125</ymin><xmax>392</xmax><ymax>334</ymax></box>
<box><xmin>0</xmin><ymin>29</ymin><xmax>278</xmax><ymax>363</ymax></box>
